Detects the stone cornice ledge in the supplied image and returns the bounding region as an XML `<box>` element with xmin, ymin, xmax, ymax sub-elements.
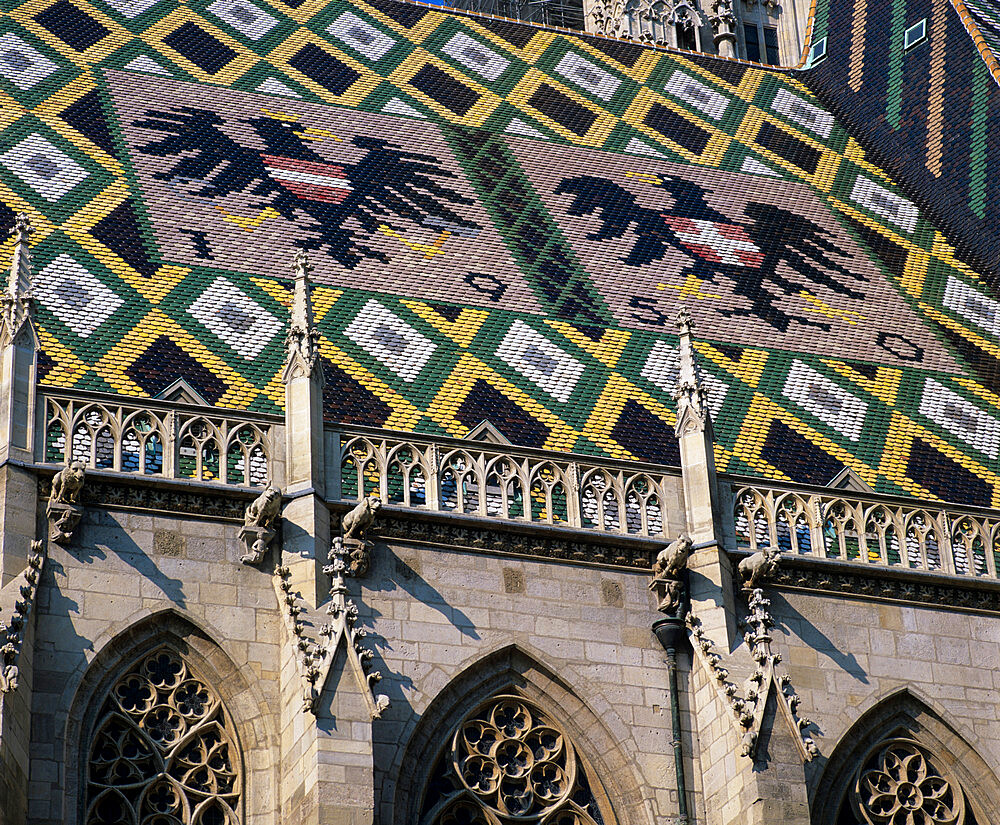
<box><xmin>36</xmin><ymin>465</ymin><xmax>257</xmax><ymax>521</ymax></box>
<box><xmin>361</xmin><ymin>504</ymin><xmax>664</xmax><ymax>571</ymax></box>
<box><xmin>729</xmin><ymin>549</ymin><xmax>1000</xmax><ymax>613</ymax></box>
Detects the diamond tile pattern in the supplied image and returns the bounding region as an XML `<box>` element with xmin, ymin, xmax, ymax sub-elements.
<box><xmin>1</xmin><ymin>0</ymin><xmax>999</xmax><ymax>505</ymax></box>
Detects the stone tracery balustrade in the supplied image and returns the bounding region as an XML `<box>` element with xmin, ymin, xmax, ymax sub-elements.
<box><xmin>337</xmin><ymin>432</ymin><xmax>671</xmax><ymax>538</ymax></box>
<box><xmin>734</xmin><ymin>482</ymin><xmax>1000</xmax><ymax>580</ymax></box>
<box><xmin>41</xmin><ymin>391</ymin><xmax>273</xmax><ymax>487</ymax></box>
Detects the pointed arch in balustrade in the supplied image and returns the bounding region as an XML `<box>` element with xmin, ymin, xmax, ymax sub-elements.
<box><xmin>527</xmin><ymin>462</ymin><xmax>569</xmax><ymax>525</ymax></box>
<box><xmin>483</xmin><ymin>455</ymin><xmax>528</xmax><ymax>521</ymax></box>
<box><xmin>121</xmin><ymin>410</ymin><xmax>166</xmax><ymax>475</ymax></box>
<box><xmin>386</xmin><ymin>443</ymin><xmax>430</xmax><ymax>508</ymax></box>
<box><xmin>177</xmin><ymin>418</ymin><xmax>223</xmax><ymax>482</ymax></box>
<box><xmin>439</xmin><ymin>449</ymin><xmax>484</xmax><ymax>515</ymax></box>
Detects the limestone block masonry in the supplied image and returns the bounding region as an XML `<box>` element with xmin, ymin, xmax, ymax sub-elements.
<box><xmin>2</xmin><ymin>240</ymin><xmax>1000</xmax><ymax>825</ymax></box>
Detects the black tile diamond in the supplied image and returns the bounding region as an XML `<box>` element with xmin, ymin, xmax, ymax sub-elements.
<box><xmin>756</xmin><ymin>121</ymin><xmax>821</xmax><ymax>174</ymax></box>
<box><xmin>289</xmin><ymin>43</ymin><xmax>360</xmax><ymax>96</ymax></box>
<box><xmin>528</xmin><ymin>84</ymin><xmax>596</xmax><ymax>137</ymax></box>
<box><xmin>164</xmin><ymin>22</ymin><xmax>237</xmax><ymax>74</ymax></box>
<box><xmin>761</xmin><ymin>419</ymin><xmax>844</xmax><ymax>485</ymax></box>
<box><xmin>410</xmin><ymin>64</ymin><xmax>479</xmax><ymax>117</ymax></box>
<box><xmin>128</xmin><ymin>337</ymin><xmax>226</xmax><ymax>403</ymax></box>
<box><xmin>612</xmin><ymin>400</ymin><xmax>680</xmax><ymax>465</ymax></box>
<box><xmin>364</xmin><ymin>0</ymin><xmax>428</xmax><ymax>28</ymax></box>
<box><xmin>60</xmin><ymin>90</ymin><xmax>117</xmax><ymax>156</ymax></box>
<box><xmin>35</xmin><ymin>1</ymin><xmax>108</xmax><ymax>51</ymax></box>
<box><xmin>457</xmin><ymin>380</ymin><xmax>550</xmax><ymax>448</ymax></box>
<box><xmin>92</xmin><ymin>199</ymin><xmax>157</xmax><ymax>278</ymax></box>
<box><xmin>907</xmin><ymin>437</ymin><xmax>991</xmax><ymax>507</ymax></box>
<box><xmin>644</xmin><ymin>103</ymin><xmax>710</xmax><ymax>154</ymax></box>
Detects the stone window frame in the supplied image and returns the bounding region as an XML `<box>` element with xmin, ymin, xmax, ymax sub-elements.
<box><xmin>389</xmin><ymin>644</ymin><xmax>653</xmax><ymax>825</ymax></box>
<box><xmin>811</xmin><ymin>688</ymin><xmax>1000</xmax><ymax>825</ymax></box>
<box><xmin>84</xmin><ymin>646</ymin><xmax>243</xmax><ymax>825</ymax></box>
<box><xmin>419</xmin><ymin>693</ymin><xmax>606</xmax><ymax>824</ymax></box>
<box><xmin>63</xmin><ymin>611</ymin><xmax>279</xmax><ymax>825</ymax></box>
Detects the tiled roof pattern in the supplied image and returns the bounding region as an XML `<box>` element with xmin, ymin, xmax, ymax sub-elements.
<box><xmin>1</xmin><ymin>0</ymin><xmax>1000</xmax><ymax>504</ymax></box>
<box><xmin>803</xmin><ymin>0</ymin><xmax>1000</xmax><ymax>289</ymax></box>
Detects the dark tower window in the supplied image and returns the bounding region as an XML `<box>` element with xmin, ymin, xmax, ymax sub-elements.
<box><xmin>763</xmin><ymin>25</ymin><xmax>780</xmax><ymax>64</ymax></box>
<box><xmin>743</xmin><ymin>22</ymin><xmax>760</xmax><ymax>61</ymax></box>
<box><xmin>676</xmin><ymin>23</ymin><xmax>696</xmax><ymax>50</ymax></box>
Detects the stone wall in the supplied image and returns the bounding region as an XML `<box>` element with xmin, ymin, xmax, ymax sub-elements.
<box><xmin>24</xmin><ymin>505</ymin><xmax>282</xmax><ymax>825</ymax></box>
<box><xmin>361</xmin><ymin>539</ymin><xmax>695</xmax><ymax>825</ymax></box>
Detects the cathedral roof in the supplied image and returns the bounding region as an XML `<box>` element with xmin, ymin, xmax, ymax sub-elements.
<box><xmin>2</xmin><ymin>0</ymin><xmax>999</xmax><ymax>505</ymax></box>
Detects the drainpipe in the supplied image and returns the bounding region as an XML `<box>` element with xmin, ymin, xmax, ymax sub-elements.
<box><xmin>653</xmin><ymin>615</ymin><xmax>689</xmax><ymax>825</ymax></box>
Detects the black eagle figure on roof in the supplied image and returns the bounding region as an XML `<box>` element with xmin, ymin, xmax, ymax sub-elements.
<box><xmin>554</xmin><ymin>174</ymin><xmax>867</xmax><ymax>332</ymax></box>
<box><xmin>132</xmin><ymin>106</ymin><xmax>480</xmax><ymax>268</ymax></box>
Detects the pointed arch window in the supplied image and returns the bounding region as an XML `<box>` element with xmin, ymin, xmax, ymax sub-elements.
<box><xmin>85</xmin><ymin>648</ymin><xmax>242</xmax><ymax>825</ymax></box>
<box><xmin>844</xmin><ymin>737</ymin><xmax>975</xmax><ymax>825</ymax></box>
<box><xmin>420</xmin><ymin>694</ymin><xmax>607</xmax><ymax>825</ymax></box>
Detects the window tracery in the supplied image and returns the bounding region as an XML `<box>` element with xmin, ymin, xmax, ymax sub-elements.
<box><xmin>851</xmin><ymin>738</ymin><xmax>966</xmax><ymax>825</ymax></box>
<box><xmin>85</xmin><ymin>649</ymin><xmax>242</xmax><ymax>825</ymax></box>
<box><xmin>420</xmin><ymin>695</ymin><xmax>606</xmax><ymax>825</ymax></box>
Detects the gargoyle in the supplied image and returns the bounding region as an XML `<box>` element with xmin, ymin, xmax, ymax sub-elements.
<box><xmin>738</xmin><ymin>546</ymin><xmax>781</xmax><ymax>591</ymax></box>
<box><xmin>240</xmin><ymin>485</ymin><xmax>282</xmax><ymax>565</ymax></box>
<box><xmin>649</xmin><ymin>533</ymin><xmax>693</xmax><ymax>615</ymax></box>
<box><xmin>50</xmin><ymin>461</ymin><xmax>85</xmax><ymax>505</ymax></box>
<box><xmin>342</xmin><ymin>495</ymin><xmax>381</xmax><ymax>542</ymax></box>
<box><xmin>47</xmin><ymin>461</ymin><xmax>86</xmax><ymax>543</ymax></box>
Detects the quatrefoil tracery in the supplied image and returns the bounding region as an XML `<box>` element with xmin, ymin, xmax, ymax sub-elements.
<box><xmin>854</xmin><ymin>739</ymin><xmax>965</xmax><ymax>825</ymax></box>
<box><xmin>85</xmin><ymin>649</ymin><xmax>241</xmax><ymax>825</ymax></box>
<box><xmin>423</xmin><ymin>695</ymin><xmax>604</xmax><ymax>825</ymax></box>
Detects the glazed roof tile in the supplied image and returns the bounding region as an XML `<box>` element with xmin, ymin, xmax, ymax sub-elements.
<box><xmin>1</xmin><ymin>0</ymin><xmax>1000</xmax><ymax>506</ymax></box>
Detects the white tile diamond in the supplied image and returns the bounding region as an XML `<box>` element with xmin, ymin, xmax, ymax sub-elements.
<box><xmin>344</xmin><ymin>299</ymin><xmax>436</xmax><ymax>382</ymax></box>
<box><xmin>850</xmin><ymin>176</ymin><xmax>919</xmax><ymax>233</ymax></box>
<box><xmin>123</xmin><ymin>55</ymin><xmax>172</xmax><ymax>75</ymax></box>
<box><xmin>256</xmin><ymin>77</ymin><xmax>300</xmax><ymax>97</ymax></box>
<box><xmin>0</xmin><ymin>33</ymin><xmax>58</xmax><ymax>91</ymax></box>
<box><xmin>640</xmin><ymin>341</ymin><xmax>727</xmax><ymax>418</ymax></box>
<box><xmin>554</xmin><ymin>51</ymin><xmax>620</xmax><ymax>101</ymax></box>
<box><xmin>943</xmin><ymin>276</ymin><xmax>1000</xmax><ymax>339</ymax></box>
<box><xmin>783</xmin><ymin>360</ymin><xmax>868</xmax><ymax>440</ymax></box>
<box><xmin>442</xmin><ymin>32</ymin><xmax>509</xmax><ymax>81</ymax></box>
<box><xmin>101</xmin><ymin>0</ymin><xmax>161</xmax><ymax>18</ymax></box>
<box><xmin>497</xmin><ymin>320</ymin><xmax>584</xmax><ymax>403</ymax></box>
<box><xmin>327</xmin><ymin>12</ymin><xmax>395</xmax><ymax>62</ymax></box>
<box><xmin>740</xmin><ymin>156</ymin><xmax>782</xmax><ymax>177</ymax></box>
<box><xmin>772</xmin><ymin>88</ymin><xmax>834</xmax><ymax>138</ymax></box>
<box><xmin>34</xmin><ymin>254</ymin><xmax>122</xmax><ymax>337</ymax></box>
<box><xmin>506</xmin><ymin>118</ymin><xmax>547</xmax><ymax>139</ymax></box>
<box><xmin>920</xmin><ymin>378</ymin><xmax>1000</xmax><ymax>459</ymax></box>
<box><xmin>188</xmin><ymin>278</ymin><xmax>282</xmax><ymax>359</ymax></box>
<box><xmin>664</xmin><ymin>70</ymin><xmax>728</xmax><ymax>120</ymax></box>
<box><xmin>382</xmin><ymin>97</ymin><xmax>426</xmax><ymax>118</ymax></box>
<box><xmin>0</xmin><ymin>134</ymin><xmax>88</xmax><ymax>202</ymax></box>
<box><xmin>625</xmin><ymin>137</ymin><xmax>665</xmax><ymax>157</ymax></box>
<box><xmin>207</xmin><ymin>0</ymin><xmax>277</xmax><ymax>40</ymax></box>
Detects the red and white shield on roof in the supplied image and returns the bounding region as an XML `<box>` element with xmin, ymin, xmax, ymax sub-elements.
<box><xmin>662</xmin><ymin>215</ymin><xmax>764</xmax><ymax>268</ymax></box>
<box><xmin>261</xmin><ymin>153</ymin><xmax>353</xmax><ymax>204</ymax></box>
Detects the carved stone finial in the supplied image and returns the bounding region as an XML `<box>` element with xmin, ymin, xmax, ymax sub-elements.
<box><xmin>284</xmin><ymin>247</ymin><xmax>322</xmax><ymax>381</ymax></box>
<box><xmin>47</xmin><ymin>461</ymin><xmax>85</xmax><ymax>543</ymax></box>
<box><xmin>587</xmin><ymin>0</ymin><xmax>627</xmax><ymax>37</ymax></box>
<box><xmin>737</xmin><ymin>546</ymin><xmax>781</xmax><ymax>591</ymax></box>
<box><xmin>649</xmin><ymin>533</ymin><xmax>693</xmax><ymax>616</ymax></box>
<box><xmin>2</xmin><ymin>212</ymin><xmax>34</xmax><ymax>337</ymax></box>
<box><xmin>339</xmin><ymin>496</ymin><xmax>381</xmax><ymax>577</ymax></box>
<box><xmin>239</xmin><ymin>484</ymin><xmax>281</xmax><ymax>565</ymax></box>
<box><xmin>708</xmin><ymin>0</ymin><xmax>738</xmax><ymax>57</ymax></box>
<box><xmin>673</xmin><ymin>307</ymin><xmax>711</xmax><ymax>435</ymax></box>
